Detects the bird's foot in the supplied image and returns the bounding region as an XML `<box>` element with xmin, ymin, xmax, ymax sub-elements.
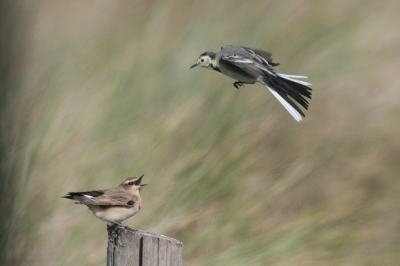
<box><xmin>113</xmin><ymin>222</ymin><xmax>126</xmax><ymax>229</ymax></box>
<box><xmin>108</xmin><ymin>222</ymin><xmax>127</xmax><ymax>246</ymax></box>
<box><xmin>233</xmin><ymin>81</ymin><xmax>245</xmax><ymax>89</ymax></box>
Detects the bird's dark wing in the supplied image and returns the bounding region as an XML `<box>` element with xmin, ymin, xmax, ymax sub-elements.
<box><xmin>62</xmin><ymin>190</ymin><xmax>104</xmax><ymax>199</ymax></box>
<box><xmin>220</xmin><ymin>53</ymin><xmax>276</xmax><ymax>78</ymax></box>
<box><xmin>240</xmin><ymin>46</ymin><xmax>280</xmax><ymax>67</ymax></box>
<box><xmin>75</xmin><ymin>194</ymin><xmax>136</xmax><ymax>207</ymax></box>
<box><xmin>63</xmin><ymin>190</ymin><xmax>135</xmax><ymax>207</ymax></box>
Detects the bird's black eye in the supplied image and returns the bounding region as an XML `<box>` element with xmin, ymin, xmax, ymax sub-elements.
<box><xmin>128</xmin><ymin>182</ymin><xmax>135</xmax><ymax>185</ymax></box>
<box><xmin>201</xmin><ymin>59</ymin><xmax>204</xmax><ymax>62</ymax></box>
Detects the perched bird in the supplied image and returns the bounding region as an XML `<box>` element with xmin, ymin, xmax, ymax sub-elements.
<box><xmin>62</xmin><ymin>175</ymin><xmax>146</xmax><ymax>224</ymax></box>
<box><xmin>190</xmin><ymin>45</ymin><xmax>312</xmax><ymax>122</ymax></box>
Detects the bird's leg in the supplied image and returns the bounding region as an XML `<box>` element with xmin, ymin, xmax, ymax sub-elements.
<box><xmin>113</xmin><ymin>222</ymin><xmax>126</xmax><ymax>229</ymax></box>
<box><xmin>108</xmin><ymin>222</ymin><xmax>127</xmax><ymax>246</ymax></box>
<box><xmin>107</xmin><ymin>222</ymin><xmax>116</xmax><ymax>244</ymax></box>
<box><xmin>233</xmin><ymin>81</ymin><xmax>245</xmax><ymax>89</ymax></box>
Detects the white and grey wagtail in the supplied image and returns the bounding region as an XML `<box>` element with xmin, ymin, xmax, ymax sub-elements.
<box><xmin>190</xmin><ymin>45</ymin><xmax>312</xmax><ymax>122</ymax></box>
<box><xmin>62</xmin><ymin>175</ymin><xmax>146</xmax><ymax>224</ymax></box>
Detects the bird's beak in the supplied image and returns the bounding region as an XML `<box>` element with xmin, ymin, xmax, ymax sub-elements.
<box><xmin>190</xmin><ymin>63</ymin><xmax>198</xmax><ymax>69</ymax></box>
<box><xmin>135</xmin><ymin>174</ymin><xmax>144</xmax><ymax>185</ymax></box>
<box><xmin>140</xmin><ymin>184</ymin><xmax>147</xmax><ymax>187</ymax></box>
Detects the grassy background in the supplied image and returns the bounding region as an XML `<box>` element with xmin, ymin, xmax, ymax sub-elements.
<box><xmin>2</xmin><ymin>0</ymin><xmax>400</xmax><ymax>265</ymax></box>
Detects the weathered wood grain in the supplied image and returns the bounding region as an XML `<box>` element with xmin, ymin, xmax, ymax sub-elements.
<box><xmin>107</xmin><ymin>224</ymin><xmax>183</xmax><ymax>266</ymax></box>
<box><xmin>142</xmin><ymin>233</ymin><xmax>158</xmax><ymax>266</ymax></box>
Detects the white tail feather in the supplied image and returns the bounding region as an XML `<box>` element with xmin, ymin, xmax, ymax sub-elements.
<box><xmin>267</xmin><ymin>87</ymin><xmax>303</xmax><ymax>122</ymax></box>
<box><xmin>278</xmin><ymin>74</ymin><xmax>308</xmax><ymax>79</ymax></box>
<box><xmin>277</xmin><ymin>73</ymin><xmax>312</xmax><ymax>86</ymax></box>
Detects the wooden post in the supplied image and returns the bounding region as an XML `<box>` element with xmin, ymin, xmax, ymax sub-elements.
<box><xmin>107</xmin><ymin>224</ymin><xmax>183</xmax><ymax>266</ymax></box>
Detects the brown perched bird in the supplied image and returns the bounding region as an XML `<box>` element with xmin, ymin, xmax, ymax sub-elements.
<box><xmin>190</xmin><ymin>45</ymin><xmax>313</xmax><ymax>122</ymax></box>
<box><xmin>62</xmin><ymin>175</ymin><xmax>146</xmax><ymax>224</ymax></box>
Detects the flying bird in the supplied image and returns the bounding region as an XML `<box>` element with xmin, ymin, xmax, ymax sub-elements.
<box><xmin>62</xmin><ymin>175</ymin><xmax>146</xmax><ymax>224</ymax></box>
<box><xmin>190</xmin><ymin>45</ymin><xmax>312</xmax><ymax>122</ymax></box>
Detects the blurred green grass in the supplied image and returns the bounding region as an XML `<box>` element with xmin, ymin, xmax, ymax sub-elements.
<box><xmin>3</xmin><ymin>0</ymin><xmax>400</xmax><ymax>265</ymax></box>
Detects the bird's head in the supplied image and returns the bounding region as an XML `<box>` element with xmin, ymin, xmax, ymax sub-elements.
<box><xmin>121</xmin><ymin>175</ymin><xmax>147</xmax><ymax>192</ymax></box>
<box><xmin>190</xmin><ymin>52</ymin><xmax>216</xmax><ymax>69</ymax></box>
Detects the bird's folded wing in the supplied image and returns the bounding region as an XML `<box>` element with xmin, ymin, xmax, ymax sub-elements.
<box><xmin>220</xmin><ymin>54</ymin><xmax>276</xmax><ymax>76</ymax></box>
<box><xmin>241</xmin><ymin>46</ymin><xmax>272</xmax><ymax>60</ymax></box>
<box><xmin>62</xmin><ymin>190</ymin><xmax>104</xmax><ymax>199</ymax></box>
<box><xmin>76</xmin><ymin>194</ymin><xmax>135</xmax><ymax>207</ymax></box>
<box><xmin>240</xmin><ymin>47</ymin><xmax>280</xmax><ymax>67</ymax></box>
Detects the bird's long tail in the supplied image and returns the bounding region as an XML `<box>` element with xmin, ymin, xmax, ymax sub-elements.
<box><xmin>258</xmin><ymin>73</ymin><xmax>312</xmax><ymax>122</ymax></box>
